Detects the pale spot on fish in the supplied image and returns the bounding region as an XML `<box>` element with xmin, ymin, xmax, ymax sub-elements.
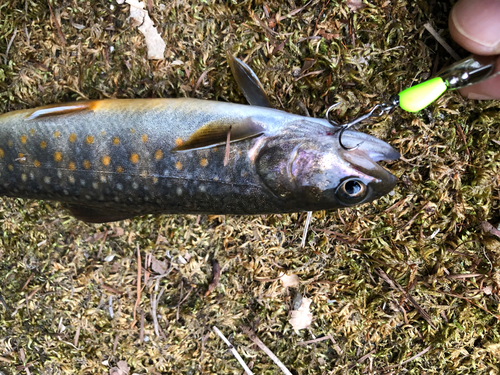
<box><xmin>7</xmin><ymin>165</ymin><xmax>13</xmax><ymax>171</ymax></box>
<box><xmin>100</xmin><ymin>175</ymin><xmax>107</xmax><ymax>183</ymax></box>
<box><xmin>199</xmin><ymin>185</ymin><xmax>206</xmax><ymax>192</ymax></box>
<box><xmin>30</xmin><ymin>128</ymin><xmax>35</xmax><ymax>136</ymax></box>
<box><xmin>69</xmin><ymin>176</ymin><xmax>75</xmax><ymax>184</ymax></box>
<box><xmin>21</xmin><ymin>174</ymin><xmax>27</xmax><ymax>182</ymax></box>
<box><xmin>80</xmin><ymin>179</ymin><xmax>86</xmax><ymax>186</ymax></box>
<box><xmin>93</xmin><ymin>182</ymin><xmax>99</xmax><ymax>189</ymax></box>
<box><xmin>153</xmin><ymin>177</ymin><xmax>158</xmax><ymax>184</ymax></box>
<box><xmin>44</xmin><ymin>176</ymin><xmax>51</xmax><ymax>184</ymax></box>
<box><xmin>141</xmin><ymin>171</ymin><xmax>147</xmax><ymax>178</ymax></box>
<box><xmin>57</xmin><ymin>170</ymin><xmax>63</xmax><ymax>179</ymax></box>
<box><xmin>177</xmin><ymin>187</ymin><xmax>182</xmax><ymax>195</ymax></box>
<box><xmin>175</xmin><ymin>161</ymin><xmax>183</xmax><ymax>170</ymax></box>
<box><xmin>142</xmin><ymin>134</ymin><xmax>148</xmax><ymax>143</ymax></box>
<box><xmin>116</xmin><ymin>183</ymin><xmax>123</xmax><ymax>191</ymax></box>
<box><xmin>132</xmin><ymin>182</ymin><xmax>139</xmax><ymax>189</ymax></box>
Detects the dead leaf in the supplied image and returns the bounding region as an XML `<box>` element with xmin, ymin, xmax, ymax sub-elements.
<box><xmin>347</xmin><ymin>0</ymin><xmax>365</xmax><ymax>11</ymax></box>
<box><xmin>279</xmin><ymin>273</ymin><xmax>300</xmax><ymax>288</ymax></box>
<box><xmin>289</xmin><ymin>297</ymin><xmax>313</xmax><ymax>330</ymax></box>
<box><xmin>151</xmin><ymin>256</ymin><xmax>169</xmax><ymax>274</ymax></box>
<box><xmin>204</xmin><ymin>259</ymin><xmax>221</xmax><ymax>297</ymax></box>
<box><xmin>125</xmin><ymin>0</ymin><xmax>166</xmax><ymax>59</ymax></box>
<box><xmin>109</xmin><ymin>360</ymin><xmax>129</xmax><ymax>375</ymax></box>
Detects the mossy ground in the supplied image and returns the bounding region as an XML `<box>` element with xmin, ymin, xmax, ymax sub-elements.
<box><xmin>0</xmin><ymin>0</ymin><xmax>499</xmax><ymax>374</ymax></box>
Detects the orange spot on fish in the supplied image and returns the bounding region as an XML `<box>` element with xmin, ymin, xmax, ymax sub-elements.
<box><xmin>54</xmin><ymin>151</ymin><xmax>62</xmax><ymax>162</ymax></box>
<box><xmin>69</xmin><ymin>162</ymin><xmax>76</xmax><ymax>170</ymax></box>
<box><xmin>69</xmin><ymin>133</ymin><xmax>77</xmax><ymax>143</ymax></box>
<box><xmin>0</xmin><ymin>149</ymin><xmax>4</xmax><ymax>158</ymax></box>
<box><xmin>30</xmin><ymin>128</ymin><xmax>35</xmax><ymax>135</ymax></box>
<box><xmin>213</xmin><ymin>146</ymin><xmax>219</xmax><ymax>152</ymax></box>
<box><xmin>8</xmin><ymin>165</ymin><xmax>13</xmax><ymax>171</ymax></box>
<box><xmin>130</xmin><ymin>128</ymin><xmax>136</xmax><ymax>134</ymax></box>
<box><xmin>34</xmin><ymin>160</ymin><xmax>41</xmax><ymax>167</ymax></box>
<box><xmin>153</xmin><ymin>177</ymin><xmax>158</xmax><ymax>184</ymax></box>
<box><xmin>101</xmin><ymin>131</ymin><xmax>106</xmax><ymax>136</ymax></box>
<box><xmin>86</xmin><ymin>135</ymin><xmax>94</xmax><ymax>145</ymax></box>
<box><xmin>142</xmin><ymin>134</ymin><xmax>148</xmax><ymax>143</ymax></box>
<box><xmin>83</xmin><ymin>160</ymin><xmax>91</xmax><ymax>169</ymax></box>
<box><xmin>102</xmin><ymin>155</ymin><xmax>111</xmax><ymax>166</ymax></box>
<box><xmin>141</xmin><ymin>170</ymin><xmax>147</xmax><ymax>178</ymax></box>
<box><xmin>175</xmin><ymin>161</ymin><xmax>183</xmax><ymax>170</ymax></box>
<box><xmin>8</xmin><ymin>140</ymin><xmax>13</xmax><ymax>147</ymax></box>
<box><xmin>54</xmin><ymin>131</ymin><xmax>61</xmax><ymax>138</ymax></box>
<box><xmin>130</xmin><ymin>153</ymin><xmax>139</xmax><ymax>164</ymax></box>
<box><xmin>113</xmin><ymin>137</ymin><xmax>120</xmax><ymax>146</ymax></box>
<box><xmin>116</xmin><ymin>166</ymin><xmax>124</xmax><ymax>173</ymax></box>
<box><xmin>20</xmin><ymin>135</ymin><xmax>27</xmax><ymax>144</ymax></box>
<box><xmin>40</xmin><ymin>141</ymin><xmax>47</xmax><ymax>149</ymax></box>
<box><xmin>175</xmin><ymin>138</ymin><xmax>183</xmax><ymax>146</ymax></box>
<box><xmin>200</xmin><ymin>158</ymin><xmax>208</xmax><ymax>167</ymax></box>
<box><xmin>155</xmin><ymin>150</ymin><xmax>163</xmax><ymax>160</ymax></box>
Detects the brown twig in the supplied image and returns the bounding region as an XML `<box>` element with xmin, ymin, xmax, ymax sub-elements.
<box><xmin>241</xmin><ymin>326</ymin><xmax>292</xmax><ymax>375</ymax></box>
<box><xmin>423</xmin><ymin>23</ymin><xmax>460</xmax><ymax>60</ymax></box>
<box><xmin>4</xmin><ymin>27</ymin><xmax>18</xmax><ymax>64</ymax></box>
<box><xmin>132</xmin><ymin>243</ymin><xmax>142</xmax><ymax>328</ymax></box>
<box><xmin>47</xmin><ymin>0</ymin><xmax>66</xmax><ymax>46</ymax></box>
<box><xmin>224</xmin><ymin>126</ymin><xmax>232</xmax><ymax>166</ymax></box>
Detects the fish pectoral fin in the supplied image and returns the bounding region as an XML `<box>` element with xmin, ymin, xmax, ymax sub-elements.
<box><xmin>228</xmin><ymin>53</ymin><xmax>273</xmax><ymax>108</ymax></box>
<box><xmin>172</xmin><ymin>117</ymin><xmax>265</xmax><ymax>151</ymax></box>
<box><xmin>66</xmin><ymin>204</ymin><xmax>133</xmax><ymax>223</ymax></box>
<box><xmin>26</xmin><ymin>101</ymin><xmax>98</xmax><ymax>120</ymax></box>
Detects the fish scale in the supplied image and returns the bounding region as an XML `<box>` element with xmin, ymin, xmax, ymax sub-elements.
<box><xmin>0</xmin><ymin>98</ymin><xmax>399</xmax><ymax>222</ymax></box>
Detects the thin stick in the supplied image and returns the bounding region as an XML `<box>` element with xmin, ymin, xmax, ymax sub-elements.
<box><xmin>241</xmin><ymin>326</ymin><xmax>292</xmax><ymax>375</ymax></box>
<box><xmin>4</xmin><ymin>27</ymin><xmax>18</xmax><ymax>65</ymax></box>
<box><xmin>132</xmin><ymin>243</ymin><xmax>142</xmax><ymax>328</ymax></box>
<box><xmin>74</xmin><ymin>324</ymin><xmax>81</xmax><ymax>348</ymax></box>
<box><xmin>301</xmin><ymin>211</ymin><xmax>313</xmax><ymax>248</ymax></box>
<box><xmin>212</xmin><ymin>326</ymin><xmax>254</xmax><ymax>375</ymax></box>
<box><xmin>224</xmin><ymin>126</ymin><xmax>232</xmax><ymax>166</ymax></box>
<box><xmin>47</xmin><ymin>0</ymin><xmax>66</xmax><ymax>46</ymax></box>
<box><xmin>401</xmin><ymin>345</ymin><xmax>431</xmax><ymax>365</ymax></box>
<box><xmin>423</xmin><ymin>23</ymin><xmax>460</xmax><ymax>61</ymax></box>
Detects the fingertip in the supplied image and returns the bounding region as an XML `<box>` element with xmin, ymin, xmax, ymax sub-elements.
<box><xmin>449</xmin><ymin>0</ymin><xmax>500</xmax><ymax>55</ymax></box>
<box><xmin>459</xmin><ymin>73</ymin><xmax>500</xmax><ymax>100</ymax></box>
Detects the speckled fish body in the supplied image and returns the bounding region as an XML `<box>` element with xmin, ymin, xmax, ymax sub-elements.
<box><xmin>0</xmin><ymin>98</ymin><xmax>399</xmax><ymax>222</ymax></box>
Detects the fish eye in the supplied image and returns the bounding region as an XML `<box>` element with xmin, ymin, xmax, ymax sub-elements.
<box><xmin>336</xmin><ymin>178</ymin><xmax>368</xmax><ymax>204</ymax></box>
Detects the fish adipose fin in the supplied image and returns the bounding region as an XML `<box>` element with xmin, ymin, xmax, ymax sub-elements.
<box><xmin>66</xmin><ymin>204</ymin><xmax>132</xmax><ymax>223</ymax></box>
<box><xmin>26</xmin><ymin>101</ymin><xmax>97</xmax><ymax>120</ymax></box>
<box><xmin>227</xmin><ymin>53</ymin><xmax>273</xmax><ymax>108</ymax></box>
<box><xmin>172</xmin><ymin>117</ymin><xmax>265</xmax><ymax>151</ymax></box>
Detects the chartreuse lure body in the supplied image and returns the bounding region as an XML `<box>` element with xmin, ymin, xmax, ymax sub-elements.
<box><xmin>398</xmin><ymin>55</ymin><xmax>498</xmax><ymax>113</ymax></box>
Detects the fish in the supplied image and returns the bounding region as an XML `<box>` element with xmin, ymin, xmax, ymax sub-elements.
<box><xmin>0</xmin><ymin>58</ymin><xmax>400</xmax><ymax>223</ymax></box>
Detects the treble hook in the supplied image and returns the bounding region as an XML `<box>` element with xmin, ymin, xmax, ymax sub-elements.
<box><xmin>326</xmin><ymin>96</ymin><xmax>399</xmax><ymax>151</ymax></box>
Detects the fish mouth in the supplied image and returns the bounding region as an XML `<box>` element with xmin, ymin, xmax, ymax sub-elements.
<box><xmin>340</xmin><ymin>129</ymin><xmax>400</xmax><ymax>162</ymax></box>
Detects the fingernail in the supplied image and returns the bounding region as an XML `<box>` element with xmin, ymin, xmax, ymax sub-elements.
<box><xmin>452</xmin><ymin>0</ymin><xmax>500</xmax><ymax>53</ymax></box>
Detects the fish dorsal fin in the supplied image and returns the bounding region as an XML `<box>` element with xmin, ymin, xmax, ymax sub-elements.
<box><xmin>228</xmin><ymin>54</ymin><xmax>273</xmax><ymax>108</ymax></box>
<box><xmin>26</xmin><ymin>101</ymin><xmax>97</xmax><ymax>120</ymax></box>
<box><xmin>172</xmin><ymin>117</ymin><xmax>265</xmax><ymax>152</ymax></box>
<box><xmin>66</xmin><ymin>204</ymin><xmax>133</xmax><ymax>223</ymax></box>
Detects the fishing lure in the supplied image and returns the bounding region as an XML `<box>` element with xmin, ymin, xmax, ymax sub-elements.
<box><xmin>0</xmin><ymin>56</ymin><xmax>399</xmax><ymax>223</ymax></box>
<box><xmin>331</xmin><ymin>55</ymin><xmax>499</xmax><ymax>149</ymax></box>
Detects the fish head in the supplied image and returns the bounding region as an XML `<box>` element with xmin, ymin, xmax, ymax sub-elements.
<box><xmin>255</xmin><ymin>127</ymin><xmax>400</xmax><ymax>211</ymax></box>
